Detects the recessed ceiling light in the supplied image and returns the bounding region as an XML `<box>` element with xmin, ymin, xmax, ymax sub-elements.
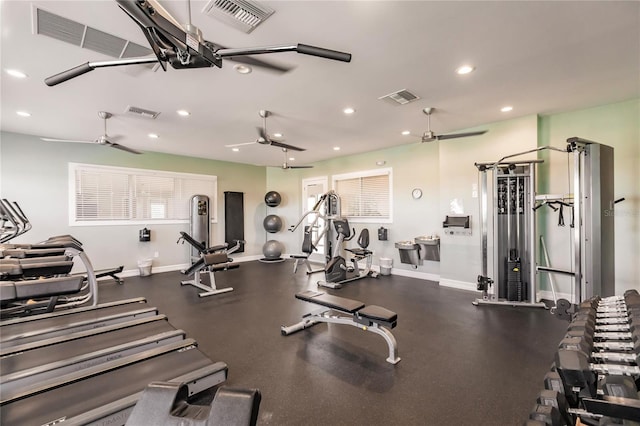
<box><xmin>456</xmin><ymin>65</ymin><xmax>475</xmax><ymax>75</ymax></box>
<box><xmin>232</xmin><ymin>148</ymin><xmax>240</xmax><ymax>152</ymax></box>
<box><xmin>401</xmin><ymin>130</ymin><xmax>411</xmax><ymax>136</ymax></box>
<box><xmin>6</xmin><ymin>69</ymin><xmax>27</xmax><ymax>78</ymax></box>
<box><xmin>16</xmin><ymin>111</ymin><xmax>31</xmax><ymax>117</ymax></box>
<box><xmin>233</xmin><ymin>64</ymin><xmax>252</xmax><ymax>74</ymax></box>
<box><xmin>148</xmin><ymin>133</ymin><xmax>159</xmax><ymax>139</ymax></box>
<box><xmin>273</xmin><ymin>133</ymin><xmax>283</xmax><ymax>138</ymax></box>
<box><xmin>501</xmin><ymin>106</ymin><xmax>513</xmax><ymax>112</ymax></box>
<box><xmin>177</xmin><ymin>110</ymin><xmax>190</xmax><ymax>116</ymax></box>
<box><xmin>333</xmin><ymin>147</ymin><xmax>341</xmax><ymax>151</ymax></box>
<box><xmin>343</xmin><ymin>107</ymin><xmax>355</xmax><ymax>115</ymax></box>
<box><xmin>289</xmin><ymin>157</ymin><xmax>295</xmax><ymax>161</ymax></box>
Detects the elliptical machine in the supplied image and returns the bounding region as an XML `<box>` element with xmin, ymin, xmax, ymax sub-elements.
<box><xmin>317</xmin><ymin>218</ymin><xmax>378</xmax><ymax>289</ymax></box>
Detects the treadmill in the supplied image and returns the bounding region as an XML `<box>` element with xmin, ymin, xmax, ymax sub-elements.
<box><xmin>1</xmin><ymin>340</ymin><xmax>228</xmax><ymax>425</ymax></box>
<box><xmin>1</xmin><ymin>315</ymin><xmax>185</xmax><ymax>394</ymax></box>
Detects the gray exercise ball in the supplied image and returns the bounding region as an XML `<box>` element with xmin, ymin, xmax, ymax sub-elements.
<box><xmin>264</xmin><ymin>191</ymin><xmax>282</xmax><ymax>207</ymax></box>
<box><xmin>262</xmin><ymin>240</ymin><xmax>283</xmax><ymax>259</ymax></box>
<box><xmin>263</xmin><ymin>214</ymin><xmax>283</xmax><ymax>233</ymax></box>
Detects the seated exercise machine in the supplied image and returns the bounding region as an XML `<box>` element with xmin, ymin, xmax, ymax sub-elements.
<box><xmin>177</xmin><ymin>232</ymin><xmax>243</xmax><ymax>298</ymax></box>
<box><xmin>126</xmin><ymin>382</ymin><xmax>261</xmax><ymax>426</ymax></box>
<box><xmin>317</xmin><ymin>219</ymin><xmax>378</xmax><ymax>289</ymax></box>
<box><xmin>281</xmin><ymin>290</ymin><xmax>400</xmax><ymax>364</ymax></box>
<box><xmin>288</xmin><ymin>191</ymin><xmax>341</xmax><ymax>276</ymax></box>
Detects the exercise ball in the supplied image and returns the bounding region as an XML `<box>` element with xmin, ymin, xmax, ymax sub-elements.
<box><xmin>263</xmin><ymin>214</ymin><xmax>283</xmax><ymax>233</ymax></box>
<box><xmin>262</xmin><ymin>240</ymin><xmax>283</xmax><ymax>259</ymax></box>
<box><xmin>264</xmin><ymin>191</ymin><xmax>282</xmax><ymax>207</ymax></box>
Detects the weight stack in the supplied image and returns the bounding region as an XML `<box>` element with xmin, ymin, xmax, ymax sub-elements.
<box><xmin>507</xmin><ymin>258</ymin><xmax>524</xmax><ymax>302</ymax></box>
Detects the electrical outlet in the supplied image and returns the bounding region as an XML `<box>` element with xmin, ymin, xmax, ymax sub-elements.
<box><xmin>154</xmin><ymin>251</ymin><xmax>159</xmax><ymax>258</ymax></box>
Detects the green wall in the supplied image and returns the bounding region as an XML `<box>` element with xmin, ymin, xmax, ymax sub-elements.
<box><xmin>2</xmin><ymin>98</ymin><xmax>637</xmax><ymax>296</ymax></box>
<box><xmin>0</xmin><ymin>131</ymin><xmax>266</xmax><ymax>272</ymax></box>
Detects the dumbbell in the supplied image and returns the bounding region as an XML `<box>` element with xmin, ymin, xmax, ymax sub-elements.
<box><xmin>559</xmin><ymin>335</ymin><xmax>640</xmax><ymax>366</ymax></box>
<box><xmin>555</xmin><ymin>349</ymin><xmax>640</xmax><ymax>399</ymax></box>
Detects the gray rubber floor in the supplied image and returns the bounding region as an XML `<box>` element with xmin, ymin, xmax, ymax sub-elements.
<box><xmin>99</xmin><ymin>260</ymin><xmax>568</xmax><ymax>425</ymax></box>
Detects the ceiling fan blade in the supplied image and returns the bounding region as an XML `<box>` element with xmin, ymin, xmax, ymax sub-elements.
<box><xmin>269</xmin><ymin>140</ymin><xmax>306</xmax><ymax>151</ymax></box>
<box><xmin>41</xmin><ymin>137</ymin><xmax>94</xmax><ymax>144</ymax></box>
<box><xmin>107</xmin><ymin>142</ymin><xmax>142</xmax><ymax>154</ymax></box>
<box><xmin>436</xmin><ymin>130</ymin><xmax>488</xmax><ymax>140</ymax></box>
<box><xmin>224</xmin><ymin>141</ymin><xmax>258</xmax><ymax>148</ymax></box>
<box><xmin>227</xmin><ymin>56</ymin><xmax>293</xmax><ymax>73</ymax></box>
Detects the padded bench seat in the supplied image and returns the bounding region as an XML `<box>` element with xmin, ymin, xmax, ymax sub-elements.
<box><xmin>295</xmin><ymin>290</ymin><xmax>365</xmax><ymax>313</ymax></box>
<box><xmin>283</xmin><ymin>290</ymin><xmax>401</xmax><ymax>364</ymax></box>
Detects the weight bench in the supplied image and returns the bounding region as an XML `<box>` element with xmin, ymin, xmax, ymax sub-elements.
<box><xmin>281</xmin><ymin>290</ymin><xmax>401</xmax><ymax>364</ymax></box>
<box><xmin>180</xmin><ymin>243</ymin><xmax>241</xmax><ymax>298</ymax></box>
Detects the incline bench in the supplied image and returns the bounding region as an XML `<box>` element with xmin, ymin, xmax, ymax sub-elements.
<box><xmin>281</xmin><ymin>290</ymin><xmax>401</xmax><ymax>364</ymax></box>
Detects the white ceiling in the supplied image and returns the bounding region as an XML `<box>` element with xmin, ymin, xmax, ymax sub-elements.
<box><xmin>1</xmin><ymin>1</ymin><xmax>638</xmax><ymax>167</ymax></box>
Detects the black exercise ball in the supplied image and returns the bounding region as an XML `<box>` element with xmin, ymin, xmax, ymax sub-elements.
<box><xmin>263</xmin><ymin>214</ymin><xmax>283</xmax><ymax>233</ymax></box>
<box><xmin>264</xmin><ymin>191</ymin><xmax>282</xmax><ymax>207</ymax></box>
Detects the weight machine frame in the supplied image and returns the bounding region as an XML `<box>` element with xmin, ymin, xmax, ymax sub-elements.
<box><xmin>473</xmin><ymin>137</ymin><xmax>615</xmax><ymax>311</ymax></box>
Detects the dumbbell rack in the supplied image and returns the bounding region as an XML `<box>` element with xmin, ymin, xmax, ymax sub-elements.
<box><xmin>527</xmin><ymin>290</ymin><xmax>640</xmax><ymax>425</ymax></box>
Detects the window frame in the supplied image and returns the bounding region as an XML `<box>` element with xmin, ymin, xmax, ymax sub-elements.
<box><xmin>332</xmin><ymin>167</ymin><xmax>393</xmax><ymax>224</ymax></box>
<box><xmin>68</xmin><ymin>162</ymin><xmax>218</xmax><ymax>227</ymax></box>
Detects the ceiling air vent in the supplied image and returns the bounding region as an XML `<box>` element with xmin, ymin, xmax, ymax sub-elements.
<box><xmin>202</xmin><ymin>0</ymin><xmax>274</xmax><ymax>34</ymax></box>
<box><xmin>125</xmin><ymin>106</ymin><xmax>161</xmax><ymax>119</ymax></box>
<box><xmin>378</xmin><ymin>89</ymin><xmax>420</xmax><ymax>106</ymax></box>
<box><xmin>34</xmin><ymin>7</ymin><xmax>153</xmax><ymax>60</ymax></box>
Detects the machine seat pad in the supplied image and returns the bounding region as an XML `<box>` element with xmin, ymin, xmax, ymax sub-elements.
<box><xmin>357</xmin><ymin>305</ymin><xmax>397</xmax><ymax>323</ymax></box>
<box><xmin>210</xmin><ymin>387</ymin><xmax>262</xmax><ymax>426</ymax></box>
<box><xmin>290</xmin><ymin>254</ymin><xmax>309</xmax><ymax>259</ymax></box>
<box><xmin>295</xmin><ymin>290</ymin><xmax>365</xmax><ymax>313</ymax></box>
<box><xmin>14</xmin><ymin>276</ymin><xmax>84</xmax><ymax>300</ymax></box>
<box><xmin>203</xmin><ymin>252</ymin><xmax>230</xmax><ymax>266</ymax></box>
<box><xmin>345</xmin><ymin>248</ymin><xmax>372</xmax><ymax>257</ymax></box>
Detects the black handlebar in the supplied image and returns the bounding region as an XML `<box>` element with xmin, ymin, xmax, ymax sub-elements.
<box><xmin>45</xmin><ymin>63</ymin><xmax>95</xmax><ymax>87</ymax></box>
<box><xmin>297</xmin><ymin>44</ymin><xmax>352</xmax><ymax>62</ymax></box>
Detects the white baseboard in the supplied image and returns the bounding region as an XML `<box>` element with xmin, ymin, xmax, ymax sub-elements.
<box><xmin>385</xmin><ymin>267</ymin><xmax>439</xmax><ymax>282</ymax></box>
<box><xmin>106</xmin><ymin>254</ymin><xmax>270</xmax><ymax>279</ymax></box>
<box><xmin>438</xmin><ymin>278</ymin><xmax>477</xmax><ymax>292</ymax></box>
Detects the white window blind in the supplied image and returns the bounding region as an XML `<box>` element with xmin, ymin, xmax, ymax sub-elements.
<box><xmin>69</xmin><ymin>163</ymin><xmax>217</xmax><ymax>226</ymax></box>
<box><xmin>333</xmin><ymin>168</ymin><xmax>392</xmax><ymax>223</ymax></box>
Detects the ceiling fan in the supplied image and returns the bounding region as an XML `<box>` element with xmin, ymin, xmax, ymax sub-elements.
<box><xmin>41</xmin><ymin>111</ymin><xmax>142</xmax><ymax>154</ymax></box>
<box><xmin>419</xmin><ymin>107</ymin><xmax>488</xmax><ymax>143</ymax></box>
<box><xmin>278</xmin><ymin>148</ymin><xmax>313</xmax><ymax>170</ymax></box>
<box><xmin>44</xmin><ymin>0</ymin><xmax>351</xmax><ymax>86</ymax></box>
<box><xmin>225</xmin><ymin>110</ymin><xmax>306</xmax><ymax>152</ymax></box>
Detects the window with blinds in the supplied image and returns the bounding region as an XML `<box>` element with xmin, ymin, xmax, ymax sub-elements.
<box><xmin>69</xmin><ymin>163</ymin><xmax>217</xmax><ymax>225</ymax></box>
<box><xmin>332</xmin><ymin>168</ymin><xmax>392</xmax><ymax>223</ymax></box>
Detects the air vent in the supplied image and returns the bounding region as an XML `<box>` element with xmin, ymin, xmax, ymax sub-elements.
<box><xmin>202</xmin><ymin>0</ymin><xmax>274</xmax><ymax>34</ymax></box>
<box><xmin>34</xmin><ymin>7</ymin><xmax>153</xmax><ymax>60</ymax></box>
<box><xmin>378</xmin><ymin>89</ymin><xmax>420</xmax><ymax>106</ymax></box>
<box><xmin>125</xmin><ymin>106</ymin><xmax>161</xmax><ymax>119</ymax></box>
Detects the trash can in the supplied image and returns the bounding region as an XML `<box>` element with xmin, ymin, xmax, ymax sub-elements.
<box><xmin>137</xmin><ymin>259</ymin><xmax>153</xmax><ymax>277</ymax></box>
<box><xmin>379</xmin><ymin>257</ymin><xmax>393</xmax><ymax>276</ymax></box>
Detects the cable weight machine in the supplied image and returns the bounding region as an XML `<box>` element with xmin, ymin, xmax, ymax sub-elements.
<box><xmin>473</xmin><ymin>137</ymin><xmax>616</xmax><ymax>314</ymax></box>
